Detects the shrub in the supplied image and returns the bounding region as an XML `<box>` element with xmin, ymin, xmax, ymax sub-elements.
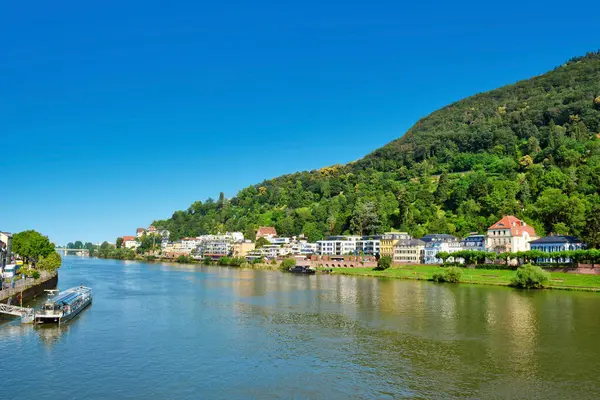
<box><xmin>511</xmin><ymin>264</ymin><xmax>550</xmax><ymax>289</ymax></box>
<box><xmin>373</xmin><ymin>255</ymin><xmax>392</xmax><ymax>271</ymax></box>
<box><xmin>432</xmin><ymin>266</ymin><xmax>463</xmax><ymax>283</ymax></box>
<box><xmin>280</xmin><ymin>258</ymin><xmax>296</xmax><ymax>271</ymax></box>
<box><xmin>270</xmin><ymin>259</ymin><xmax>277</xmax><ymax>265</ymax></box>
<box><xmin>176</xmin><ymin>255</ymin><xmax>191</xmax><ymax>264</ymax></box>
<box><xmin>32</xmin><ymin>271</ymin><xmax>41</xmax><ymax>279</ymax></box>
<box><xmin>203</xmin><ymin>256</ymin><xmax>213</xmax><ymax>265</ymax></box>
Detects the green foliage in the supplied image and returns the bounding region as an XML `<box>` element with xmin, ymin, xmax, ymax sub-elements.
<box><xmin>432</xmin><ymin>266</ymin><xmax>463</xmax><ymax>283</ymax></box>
<box><xmin>150</xmin><ymin>52</ymin><xmax>600</xmax><ymax>244</ymax></box>
<box><xmin>280</xmin><ymin>258</ymin><xmax>297</xmax><ymax>271</ymax></box>
<box><xmin>373</xmin><ymin>255</ymin><xmax>392</xmax><ymax>270</ymax></box>
<box><xmin>203</xmin><ymin>256</ymin><xmax>213</xmax><ymax>265</ymax></box>
<box><xmin>255</xmin><ymin>237</ymin><xmax>270</xmax><ymax>248</ymax></box>
<box><xmin>12</xmin><ymin>230</ymin><xmax>55</xmax><ymax>266</ymax></box>
<box><xmin>176</xmin><ymin>255</ymin><xmax>192</xmax><ymax>264</ymax></box>
<box><xmin>116</xmin><ymin>237</ymin><xmax>124</xmax><ymax>248</ymax></box>
<box><xmin>37</xmin><ymin>252</ymin><xmax>62</xmax><ymax>272</ymax></box>
<box><xmin>511</xmin><ymin>264</ymin><xmax>551</xmax><ymax>288</ymax></box>
<box><xmin>217</xmin><ymin>257</ymin><xmax>246</xmax><ymax>267</ymax></box>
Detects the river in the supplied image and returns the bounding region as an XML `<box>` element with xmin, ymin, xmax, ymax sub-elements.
<box><xmin>1</xmin><ymin>257</ymin><xmax>599</xmax><ymax>399</ymax></box>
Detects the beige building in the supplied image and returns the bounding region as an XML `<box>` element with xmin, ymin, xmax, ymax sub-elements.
<box><xmin>487</xmin><ymin>216</ymin><xmax>538</xmax><ymax>253</ymax></box>
<box><xmin>232</xmin><ymin>241</ymin><xmax>255</xmax><ymax>258</ymax></box>
<box><xmin>394</xmin><ymin>239</ymin><xmax>425</xmax><ymax>264</ymax></box>
<box><xmin>380</xmin><ymin>232</ymin><xmax>411</xmax><ymax>258</ymax></box>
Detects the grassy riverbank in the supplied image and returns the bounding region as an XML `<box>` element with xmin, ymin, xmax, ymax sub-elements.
<box><xmin>329</xmin><ymin>265</ymin><xmax>600</xmax><ymax>292</ymax></box>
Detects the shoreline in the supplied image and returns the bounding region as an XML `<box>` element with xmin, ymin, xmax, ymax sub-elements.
<box><xmin>327</xmin><ymin>266</ymin><xmax>600</xmax><ymax>292</ymax></box>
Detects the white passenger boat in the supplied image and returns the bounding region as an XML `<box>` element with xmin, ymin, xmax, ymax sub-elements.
<box><xmin>34</xmin><ymin>286</ymin><xmax>92</xmax><ymax>324</ymax></box>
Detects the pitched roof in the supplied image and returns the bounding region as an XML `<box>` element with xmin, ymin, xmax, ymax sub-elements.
<box><xmin>529</xmin><ymin>235</ymin><xmax>582</xmax><ymax>245</ymax></box>
<box><xmin>256</xmin><ymin>226</ymin><xmax>277</xmax><ymax>236</ymax></box>
<box><xmin>395</xmin><ymin>239</ymin><xmax>425</xmax><ymax>247</ymax></box>
<box><xmin>123</xmin><ymin>236</ymin><xmax>136</xmax><ymax>242</ymax></box>
<box><xmin>136</xmin><ymin>228</ymin><xmax>145</xmax><ymax>233</ymax></box>
<box><xmin>420</xmin><ymin>234</ymin><xmax>458</xmax><ymax>243</ymax></box>
<box><xmin>488</xmin><ymin>216</ymin><xmax>536</xmax><ymax>237</ymax></box>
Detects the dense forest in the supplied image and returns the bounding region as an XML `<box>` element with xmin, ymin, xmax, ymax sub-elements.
<box><xmin>153</xmin><ymin>51</ymin><xmax>600</xmax><ymax>248</ymax></box>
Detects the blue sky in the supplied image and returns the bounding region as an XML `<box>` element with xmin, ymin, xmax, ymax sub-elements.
<box><xmin>1</xmin><ymin>0</ymin><xmax>598</xmax><ymax>245</ymax></box>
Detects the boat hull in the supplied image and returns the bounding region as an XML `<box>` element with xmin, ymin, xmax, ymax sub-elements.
<box><xmin>35</xmin><ymin>296</ymin><xmax>92</xmax><ymax>325</ymax></box>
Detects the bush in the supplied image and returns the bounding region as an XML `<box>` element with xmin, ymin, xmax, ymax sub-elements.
<box><xmin>270</xmin><ymin>259</ymin><xmax>277</xmax><ymax>265</ymax></box>
<box><xmin>373</xmin><ymin>255</ymin><xmax>392</xmax><ymax>271</ymax></box>
<box><xmin>32</xmin><ymin>271</ymin><xmax>41</xmax><ymax>279</ymax></box>
<box><xmin>511</xmin><ymin>264</ymin><xmax>550</xmax><ymax>289</ymax></box>
<box><xmin>203</xmin><ymin>256</ymin><xmax>213</xmax><ymax>265</ymax></box>
<box><xmin>176</xmin><ymin>255</ymin><xmax>191</xmax><ymax>264</ymax></box>
<box><xmin>432</xmin><ymin>266</ymin><xmax>463</xmax><ymax>283</ymax></box>
<box><xmin>280</xmin><ymin>258</ymin><xmax>296</xmax><ymax>271</ymax></box>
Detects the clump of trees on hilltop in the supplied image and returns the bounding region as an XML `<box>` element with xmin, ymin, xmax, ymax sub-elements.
<box><xmin>151</xmin><ymin>51</ymin><xmax>600</xmax><ymax>248</ymax></box>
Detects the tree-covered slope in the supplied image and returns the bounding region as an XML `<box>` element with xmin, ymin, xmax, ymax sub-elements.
<box><xmin>154</xmin><ymin>51</ymin><xmax>600</xmax><ymax>247</ymax></box>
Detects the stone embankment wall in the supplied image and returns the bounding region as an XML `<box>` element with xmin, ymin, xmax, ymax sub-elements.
<box><xmin>0</xmin><ymin>272</ymin><xmax>58</xmax><ymax>304</ymax></box>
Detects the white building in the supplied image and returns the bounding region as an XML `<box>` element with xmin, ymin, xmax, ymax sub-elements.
<box><xmin>180</xmin><ymin>238</ymin><xmax>202</xmax><ymax>253</ymax></box>
<box><xmin>123</xmin><ymin>236</ymin><xmax>140</xmax><ymax>250</ymax></box>
<box><xmin>460</xmin><ymin>234</ymin><xmax>487</xmax><ymax>252</ymax></box>
<box><xmin>317</xmin><ymin>236</ymin><xmax>360</xmax><ymax>256</ymax></box>
<box><xmin>356</xmin><ymin>236</ymin><xmax>382</xmax><ymax>256</ymax></box>
<box><xmin>486</xmin><ymin>216</ymin><xmax>538</xmax><ymax>253</ymax></box>
<box><xmin>421</xmin><ymin>234</ymin><xmax>461</xmax><ymax>264</ymax></box>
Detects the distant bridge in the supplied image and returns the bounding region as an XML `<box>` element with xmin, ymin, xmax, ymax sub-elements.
<box><xmin>55</xmin><ymin>248</ymin><xmax>90</xmax><ymax>256</ymax></box>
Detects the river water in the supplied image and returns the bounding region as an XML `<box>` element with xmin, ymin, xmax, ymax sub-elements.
<box><xmin>1</xmin><ymin>257</ymin><xmax>599</xmax><ymax>399</ymax></box>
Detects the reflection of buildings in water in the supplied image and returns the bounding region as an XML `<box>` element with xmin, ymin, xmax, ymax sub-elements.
<box><xmin>37</xmin><ymin>324</ymin><xmax>70</xmax><ymax>348</ymax></box>
<box><xmin>0</xmin><ymin>319</ymin><xmax>33</xmax><ymax>340</ymax></box>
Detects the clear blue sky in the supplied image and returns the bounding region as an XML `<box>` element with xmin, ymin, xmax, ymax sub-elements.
<box><xmin>1</xmin><ymin>0</ymin><xmax>598</xmax><ymax>245</ymax></box>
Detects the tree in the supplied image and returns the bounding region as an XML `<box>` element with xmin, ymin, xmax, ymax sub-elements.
<box><xmin>74</xmin><ymin>241</ymin><xmax>83</xmax><ymax>249</ymax></box>
<box><xmin>67</xmin><ymin>242</ymin><xmax>74</xmax><ymax>249</ymax></box>
<box><xmin>350</xmin><ymin>201</ymin><xmax>380</xmax><ymax>235</ymax></box>
<box><xmin>11</xmin><ymin>230</ymin><xmax>55</xmax><ymax>266</ymax></box>
<box><xmin>373</xmin><ymin>255</ymin><xmax>392</xmax><ymax>270</ymax></box>
<box><xmin>434</xmin><ymin>171</ymin><xmax>451</xmax><ymax>205</ymax></box>
<box><xmin>255</xmin><ymin>237</ymin><xmax>270</xmax><ymax>248</ymax></box>
<box><xmin>37</xmin><ymin>252</ymin><xmax>62</xmax><ymax>272</ymax></box>
<box><xmin>116</xmin><ymin>237</ymin><xmax>124</xmax><ymax>249</ymax></box>
<box><xmin>582</xmin><ymin>203</ymin><xmax>600</xmax><ymax>249</ymax></box>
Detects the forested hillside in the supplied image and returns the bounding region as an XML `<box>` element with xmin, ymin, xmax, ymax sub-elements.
<box><xmin>154</xmin><ymin>51</ymin><xmax>600</xmax><ymax>247</ymax></box>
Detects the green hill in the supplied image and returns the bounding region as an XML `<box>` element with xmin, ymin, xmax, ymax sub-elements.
<box><xmin>153</xmin><ymin>51</ymin><xmax>600</xmax><ymax>247</ymax></box>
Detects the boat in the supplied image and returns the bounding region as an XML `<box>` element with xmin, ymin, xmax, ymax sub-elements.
<box><xmin>34</xmin><ymin>286</ymin><xmax>92</xmax><ymax>325</ymax></box>
<box><xmin>289</xmin><ymin>265</ymin><xmax>316</xmax><ymax>274</ymax></box>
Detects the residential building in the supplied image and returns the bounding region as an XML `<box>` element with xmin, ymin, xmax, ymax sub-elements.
<box><xmin>269</xmin><ymin>237</ymin><xmax>290</xmax><ymax>245</ymax></box>
<box><xmin>199</xmin><ymin>240</ymin><xmax>231</xmax><ymax>259</ymax></box>
<box><xmin>356</xmin><ymin>235</ymin><xmax>382</xmax><ymax>256</ymax></box>
<box><xmin>487</xmin><ymin>216</ymin><xmax>538</xmax><ymax>253</ymax></box>
<box><xmin>460</xmin><ymin>233</ymin><xmax>487</xmax><ymax>252</ymax></box>
<box><xmin>256</xmin><ymin>227</ymin><xmax>277</xmax><ymax>241</ymax></box>
<box><xmin>136</xmin><ymin>228</ymin><xmax>146</xmax><ymax>238</ymax></box>
<box><xmin>123</xmin><ymin>236</ymin><xmax>139</xmax><ymax>250</ymax></box>
<box><xmin>231</xmin><ymin>241</ymin><xmax>255</xmax><ymax>258</ymax></box>
<box><xmin>317</xmin><ymin>236</ymin><xmax>360</xmax><ymax>256</ymax></box>
<box><xmin>380</xmin><ymin>232</ymin><xmax>411</xmax><ymax>258</ymax></box>
<box><xmin>180</xmin><ymin>238</ymin><xmax>202</xmax><ymax>253</ymax></box>
<box><xmin>394</xmin><ymin>239</ymin><xmax>425</xmax><ymax>263</ymax></box>
<box><xmin>421</xmin><ymin>234</ymin><xmax>461</xmax><ymax>264</ymax></box>
<box><xmin>1</xmin><ymin>232</ymin><xmax>12</xmax><ymax>276</ymax></box>
<box><xmin>291</xmin><ymin>241</ymin><xmax>318</xmax><ymax>256</ymax></box>
<box><xmin>529</xmin><ymin>235</ymin><xmax>585</xmax><ymax>263</ymax></box>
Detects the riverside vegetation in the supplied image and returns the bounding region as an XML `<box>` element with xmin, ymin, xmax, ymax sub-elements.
<box><xmin>152</xmin><ymin>51</ymin><xmax>600</xmax><ymax>249</ymax></box>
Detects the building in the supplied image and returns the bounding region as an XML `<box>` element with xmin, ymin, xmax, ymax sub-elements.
<box><xmin>487</xmin><ymin>216</ymin><xmax>538</xmax><ymax>253</ymax></box>
<box><xmin>180</xmin><ymin>238</ymin><xmax>202</xmax><ymax>253</ymax></box>
<box><xmin>393</xmin><ymin>239</ymin><xmax>425</xmax><ymax>263</ymax></box>
<box><xmin>356</xmin><ymin>235</ymin><xmax>382</xmax><ymax>256</ymax></box>
<box><xmin>256</xmin><ymin>227</ymin><xmax>277</xmax><ymax>241</ymax></box>
<box><xmin>136</xmin><ymin>228</ymin><xmax>146</xmax><ymax>238</ymax></box>
<box><xmin>529</xmin><ymin>235</ymin><xmax>585</xmax><ymax>263</ymax></box>
<box><xmin>231</xmin><ymin>241</ymin><xmax>255</xmax><ymax>258</ymax></box>
<box><xmin>291</xmin><ymin>241</ymin><xmax>318</xmax><ymax>256</ymax></box>
<box><xmin>421</xmin><ymin>234</ymin><xmax>461</xmax><ymax>264</ymax></box>
<box><xmin>123</xmin><ymin>236</ymin><xmax>139</xmax><ymax>250</ymax></box>
<box><xmin>1</xmin><ymin>232</ymin><xmax>13</xmax><ymax>281</ymax></box>
<box><xmin>460</xmin><ymin>233</ymin><xmax>487</xmax><ymax>252</ymax></box>
<box><xmin>269</xmin><ymin>237</ymin><xmax>290</xmax><ymax>245</ymax></box>
<box><xmin>380</xmin><ymin>232</ymin><xmax>411</xmax><ymax>258</ymax></box>
<box><xmin>317</xmin><ymin>236</ymin><xmax>360</xmax><ymax>256</ymax></box>
<box><xmin>198</xmin><ymin>240</ymin><xmax>231</xmax><ymax>259</ymax></box>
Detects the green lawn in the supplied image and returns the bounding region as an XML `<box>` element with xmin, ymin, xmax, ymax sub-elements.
<box><xmin>328</xmin><ymin>265</ymin><xmax>600</xmax><ymax>291</ymax></box>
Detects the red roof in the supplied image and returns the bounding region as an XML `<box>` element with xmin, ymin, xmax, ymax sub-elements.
<box><xmin>136</xmin><ymin>228</ymin><xmax>145</xmax><ymax>233</ymax></box>
<box><xmin>488</xmin><ymin>216</ymin><xmax>536</xmax><ymax>237</ymax></box>
<box><xmin>256</xmin><ymin>226</ymin><xmax>277</xmax><ymax>237</ymax></box>
<box><xmin>148</xmin><ymin>226</ymin><xmax>157</xmax><ymax>231</ymax></box>
<box><xmin>123</xmin><ymin>236</ymin><xmax>136</xmax><ymax>242</ymax></box>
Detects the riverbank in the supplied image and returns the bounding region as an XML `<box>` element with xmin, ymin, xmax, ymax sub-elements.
<box><xmin>329</xmin><ymin>265</ymin><xmax>600</xmax><ymax>292</ymax></box>
<box><xmin>0</xmin><ymin>271</ymin><xmax>58</xmax><ymax>304</ymax></box>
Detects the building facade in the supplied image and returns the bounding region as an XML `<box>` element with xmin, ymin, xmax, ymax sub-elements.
<box><xmin>529</xmin><ymin>235</ymin><xmax>585</xmax><ymax>263</ymax></box>
<box><xmin>380</xmin><ymin>232</ymin><xmax>411</xmax><ymax>258</ymax></box>
<box><xmin>356</xmin><ymin>235</ymin><xmax>382</xmax><ymax>256</ymax></box>
<box><xmin>459</xmin><ymin>234</ymin><xmax>487</xmax><ymax>252</ymax></box>
<box><xmin>487</xmin><ymin>216</ymin><xmax>538</xmax><ymax>253</ymax></box>
<box><xmin>421</xmin><ymin>234</ymin><xmax>461</xmax><ymax>264</ymax></box>
<box><xmin>317</xmin><ymin>236</ymin><xmax>360</xmax><ymax>256</ymax></box>
<box><xmin>393</xmin><ymin>239</ymin><xmax>425</xmax><ymax>264</ymax></box>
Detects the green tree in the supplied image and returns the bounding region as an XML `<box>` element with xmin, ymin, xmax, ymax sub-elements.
<box><xmin>37</xmin><ymin>252</ymin><xmax>62</xmax><ymax>272</ymax></box>
<box><xmin>373</xmin><ymin>255</ymin><xmax>392</xmax><ymax>270</ymax></box>
<box><xmin>350</xmin><ymin>201</ymin><xmax>380</xmax><ymax>235</ymax></box>
<box><xmin>12</xmin><ymin>230</ymin><xmax>55</xmax><ymax>266</ymax></box>
<box><xmin>255</xmin><ymin>237</ymin><xmax>270</xmax><ymax>248</ymax></box>
<box><xmin>74</xmin><ymin>240</ymin><xmax>83</xmax><ymax>249</ymax></box>
<box><xmin>116</xmin><ymin>237</ymin><xmax>124</xmax><ymax>249</ymax></box>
